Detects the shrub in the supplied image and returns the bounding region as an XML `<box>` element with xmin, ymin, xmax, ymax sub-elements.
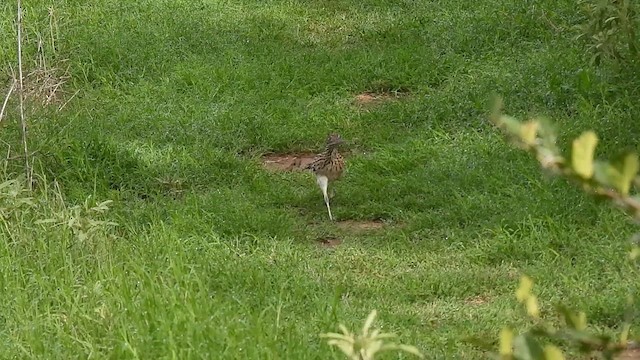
<box><xmin>480</xmin><ymin>97</ymin><xmax>639</xmax><ymax>360</ymax></box>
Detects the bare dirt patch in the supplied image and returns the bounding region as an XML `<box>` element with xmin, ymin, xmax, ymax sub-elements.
<box><xmin>353</xmin><ymin>92</ymin><xmax>404</xmax><ymax>106</ymax></box>
<box><xmin>617</xmin><ymin>343</ymin><xmax>640</xmax><ymax>360</ymax></box>
<box><xmin>23</xmin><ymin>62</ymin><xmax>73</xmax><ymax>107</ymax></box>
<box><xmin>464</xmin><ymin>295</ymin><xmax>491</xmax><ymax>306</ymax></box>
<box><xmin>261</xmin><ymin>152</ymin><xmax>317</xmax><ymax>172</ymax></box>
<box><xmin>336</xmin><ymin>219</ymin><xmax>385</xmax><ymax>232</ymax></box>
<box><xmin>317</xmin><ymin>236</ymin><xmax>343</xmax><ymax>248</ymax></box>
<box><xmin>353</xmin><ymin>84</ymin><xmax>410</xmax><ymax>107</ymax></box>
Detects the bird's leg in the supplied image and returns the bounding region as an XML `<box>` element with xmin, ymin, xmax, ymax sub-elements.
<box><xmin>324</xmin><ymin>192</ymin><xmax>333</xmax><ymax>221</ymax></box>
<box><xmin>316</xmin><ymin>175</ymin><xmax>333</xmax><ymax>221</ymax></box>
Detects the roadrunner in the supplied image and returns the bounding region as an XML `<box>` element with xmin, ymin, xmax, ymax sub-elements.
<box><xmin>305</xmin><ymin>133</ymin><xmax>345</xmax><ymax>221</ymax></box>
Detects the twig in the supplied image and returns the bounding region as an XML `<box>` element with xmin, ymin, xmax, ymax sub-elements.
<box><xmin>37</xmin><ymin>33</ymin><xmax>46</xmax><ymax>71</ymax></box>
<box><xmin>1</xmin><ymin>139</ymin><xmax>12</xmax><ymax>173</ymax></box>
<box><xmin>541</xmin><ymin>11</ymin><xmax>562</xmax><ymax>33</ymax></box>
<box><xmin>6</xmin><ymin>150</ymin><xmax>40</xmax><ymax>161</ymax></box>
<box><xmin>49</xmin><ymin>6</ymin><xmax>58</xmax><ymax>55</ymax></box>
<box><xmin>0</xmin><ymin>80</ymin><xmax>16</xmax><ymax>123</ymax></box>
<box><xmin>58</xmin><ymin>89</ymin><xmax>79</xmax><ymax>112</ymax></box>
<box><xmin>46</xmin><ymin>79</ymin><xmax>64</xmax><ymax>104</ymax></box>
<box><xmin>16</xmin><ymin>0</ymin><xmax>32</xmax><ymax>189</ymax></box>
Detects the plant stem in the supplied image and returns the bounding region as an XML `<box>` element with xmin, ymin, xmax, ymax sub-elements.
<box><xmin>16</xmin><ymin>0</ymin><xmax>32</xmax><ymax>189</ymax></box>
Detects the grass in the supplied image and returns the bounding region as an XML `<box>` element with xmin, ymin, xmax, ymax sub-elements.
<box><xmin>1</xmin><ymin>0</ymin><xmax>639</xmax><ymax>358</ymax></box>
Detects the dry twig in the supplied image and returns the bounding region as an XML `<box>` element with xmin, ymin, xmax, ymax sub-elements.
<box><xmin>16</xmin><ymin>0</ymin><xmax>32</xmax><ymax>188</ymax></box>
<box><xmin>0</xmin><ymin>80</ymin><xmax>16</xmax><ymax>123</ymax></box>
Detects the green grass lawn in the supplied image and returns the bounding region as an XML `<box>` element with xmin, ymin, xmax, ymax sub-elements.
<box><xmin>1</xmin><ymin>0</ymin><xmax>639</xmax><ymax>358</ymax></box>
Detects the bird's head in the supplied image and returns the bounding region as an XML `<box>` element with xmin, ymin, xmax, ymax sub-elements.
<box><xmin>326</xmin><ymin>133</ymin><xmax>344</xmax><ymax>148</ymax></box>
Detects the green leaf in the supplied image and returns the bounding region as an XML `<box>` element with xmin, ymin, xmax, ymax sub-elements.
<box><xmin>463</xmin><ymin>336</ymin><xmax>497</xmax><ymax>351</ymax></box>
<box><xmin>556</xmin><ymin>305</ymin><xmax>587</xmax><ymax>331</ymax></box>
<box><xmin>562</xmin><ymin>328</ymin><xmax>606</xmax><ymax>349</ymax></box>
<box><xmin>543</xmin><ymin>345</ymin><xmax>565</xmax><ymax>360</ymax></box>
<box><xmin>620</xmin><ymin>322</ymin><xmax>631</xmax><ymax>344</ymax></box>
<box><xmin>572</xmin><ymin>131</ymin><xmax>598</xmax><ymax>179</ymax></box>
<box><xmin>593</xmin><ymin>152</ymin><xmax>639</xmax><ymax>195</ymax></box>
<box><xmin>516</xmin><ymin>275</ymin><xmax>533</xmax><ymax>302</ymax></box>
<box><xmin>615</xmin><ymin>152</ymin><xmax>638</xmax><ymax>194</ymax></box>
<box><xmin>513</xmin><ymin>333</ymin><xmax>545</xmax><ymax>360</ymax></box>
<box><xmin>497</xmin><ymin>115</ymin><xmax>523</xmax><ymax>137</ymax></box>
<box><xmin>328</xmin><ymin>340</ymin><xmax>356</xmax><ymax>359</ymax></box>
<box><xmin>594</xmin><ymin>161</ymin><xmax>615</xmax><ymax>189</ymax></box>
<box><xmin>362</xmin><ymin>310</ymin><xmax>377</xmax><ymax>336</ymax></box>
<box><xmin>526</xmin><ymin>296</ymin><xmax>540</xmax><ymax>319</ymax></box>
<box><xmin>535</xmin><ymin>117</ymin><xmax>558</xmax><ymax>150</ymax></box>
<box><xmin>395</xmin><ymin>344</ymin><xmax>424</xmax><ymax>358</ymax></box>
<box><xmin>520</xmin><ymin>120</ymin><xmax>539</xmax><ymax>146</ymax></box>
<box><xmin>577</xmin><ymin>69</ymin><xmax>592</xmax><ymax>93</ymax></box>
<box><xmin>575</xmin><ymin>312</ymin><xmax>587</xmax><ymax>331</ymax></box>
<box><xmin>499</xmin><ymin>327</ymin><xmax>514</xmax><ymax>356</ymax></box>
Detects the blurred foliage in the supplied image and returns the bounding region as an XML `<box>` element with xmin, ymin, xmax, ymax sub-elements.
<box><xmin>482</xmin><ymin>97</ymin><xmax>639</xmax><ymax>359</ymax></box>
<box><xmin>576</xmin><ymin>0</ymin><xmax>639</xmax><ymax>66</ymax></box>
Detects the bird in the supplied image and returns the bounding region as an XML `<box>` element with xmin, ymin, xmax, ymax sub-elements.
<box><xmin>305</xmin><ymin>133</ymin><xmax>345</xmax><ymax>221</ymax></box>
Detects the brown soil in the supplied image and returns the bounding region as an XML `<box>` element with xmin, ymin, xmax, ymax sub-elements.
<box><xmin>617</xmin><ymin>344</ymin><xmax>640</xmax><ymax>360</ymax></box>
<box><xmin>336</xmin><ymin>219</ymin><xmax>385</xmax><ymax>232</ymax></box>
<box><xmin>317</xmin><ymin>236</ymin><xmax>343</xmax><ymax>248</ymax></box>
<box><xmin>261</xmin><ymin>152</ymin><xmax>317</xmax><ymax>172</ymax></box>
<box><xmin>464</xmin><ymin>295</ymin><xmax>491</xmax><ymax>306</ymax></box>
<box><xmin>353</xmin><ymin>90</ymin><xmax>409</xmax><ymax>107</ymax></box>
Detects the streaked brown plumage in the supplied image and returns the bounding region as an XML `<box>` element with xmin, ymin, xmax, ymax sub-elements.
<box><xmin>305</xmin><ymin>133</ymin><xmax>345</xmax><ymax>221</ymax></box>
<box><xmin>306</xmin><ymin>134</ymin><xmax>345</xmax><ymax>179</ymax></box>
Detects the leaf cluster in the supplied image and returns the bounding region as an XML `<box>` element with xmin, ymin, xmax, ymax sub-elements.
<box><xmin>486</xmin><ymin>98</ymin><xmax>639</xmax><ymax>359</ymax></box>
<box><xmin>35</xmin><ymin>198</ymin><xmax>118</xmax><ymax>243</ymax></box>
<box><xmin>576</xmin><ymin>0</ymin><xmax>639</xmax><ymax>65</ymax></box>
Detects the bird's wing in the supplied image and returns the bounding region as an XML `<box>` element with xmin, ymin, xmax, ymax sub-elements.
<box><xmin>304</xmin><ymin>154</ymin><xmax>324</xmax><ymax>171</ymax></box>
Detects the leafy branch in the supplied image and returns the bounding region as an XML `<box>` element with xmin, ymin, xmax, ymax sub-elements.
<box><xmin>486</xmin><ymin>97</ymin><xmax>639</xmax><ymax>360</ymax></box>
<box><xmin>576</xmin><ymin>0</ymin><xmax>639</xmax><ymax>66</ymax></box>
<box><xmin>490</xmin><ymin>97</ymin><xmax>639</xmax><ymax>219</ymax></box>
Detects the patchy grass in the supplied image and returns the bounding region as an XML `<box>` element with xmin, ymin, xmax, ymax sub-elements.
<box><xmin>0</xmin><ymin>0</ymin><xmax>639</xmax><ymax>359</ymax></box>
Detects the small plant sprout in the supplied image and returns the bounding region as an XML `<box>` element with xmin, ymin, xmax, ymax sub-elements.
<box><xmin>320</xmin><ymin>310</ymin><xmax>423</xmax><ymax>360</ymax></box>
<box><xmin>35</xmin><ymin>198</ymin><xmax>118</xmax><ymax>242</ymax></box>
